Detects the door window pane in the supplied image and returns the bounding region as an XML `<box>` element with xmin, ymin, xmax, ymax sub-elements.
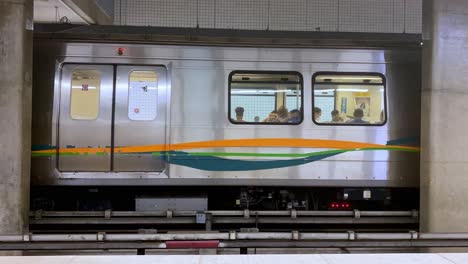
<box><xmin>313</xmin><ymin>73</ymin><xmax>386</xmax><ymax>125</ymax></box>
<box><xmin>70</xmin><ymin>69</ymin><xmax>100</xmax><ymax>120</ymax></box>
<box><xmin>128</xmin><ymin>70</ymin><xmax>158</xmax><ymax>121</ymax></box>
<box><xmin>229</xmin><ymin>72</ymin><xmax>303</xmax><ymax>124</ymax></box>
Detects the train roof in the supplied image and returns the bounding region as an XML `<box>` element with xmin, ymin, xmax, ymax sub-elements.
<box><xmin>34</xmin><ymin>24</ymin><xmax>422</xmax><ymax>49</ymax></box>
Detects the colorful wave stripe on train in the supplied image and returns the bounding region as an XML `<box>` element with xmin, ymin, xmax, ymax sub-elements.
<box><xmin>31</xmin><ymin>138</ymin><xmax>420</xmax><ymax>171</ymax></box>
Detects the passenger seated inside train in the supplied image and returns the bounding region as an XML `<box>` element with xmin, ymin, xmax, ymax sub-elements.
<box><xmin>347</xmin><ymin>108</ymin><xmax>369</xmax><ymax>124</ymax></box>
<box><xmin>234</xmin><ymin>107</ymin><xmax>245</xmax><ymax>122</ymax></box>
<box><xmin>288</xmin><ymin>109</ymin><xmax>301</xmax><ymax>123</ymax></box>
<box><xmin>313</xmin><ymin>107</ymin><xmax>322</xmax><ymax>122</ymax></box>
<box><xmin>263</xmin><ymin>110</ymin><xmax>280</xmax><ymax>123</ymax></box>
<box><xmin>330</xmin><ymin>109</ymin><xmax>344</xmax><ymax>123</ymax></box>
<box><xmin>377</xmin><ymin>110</ymin><xmax>385</xmax><ymax>124</ymax></box>
<box><xmin>277</xmin><ymin>106</ymin><xmax>289</xmax><ymax>122</ymax></box>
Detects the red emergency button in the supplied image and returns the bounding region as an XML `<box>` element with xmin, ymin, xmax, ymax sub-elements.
<box><xmin>118</xmin><ymin>47</ymin><xmax>125</xmax><ymax>56</ymax></box>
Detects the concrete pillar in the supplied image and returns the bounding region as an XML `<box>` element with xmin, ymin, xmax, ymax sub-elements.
<box><xmin>0</xmin><ymin>0</ymin><xmax>33</xmax><ymax>246</ymax></box>
<box><xmin>420</xmin><ymin>0</ymin><xmax>468</xmax><ymax>234</ymax></box>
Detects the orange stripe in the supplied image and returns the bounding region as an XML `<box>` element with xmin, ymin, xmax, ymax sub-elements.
<box><xmin>73</xmin><ymin>138</ymin><xmax>418</xmax><ymax>154</ymax></box>
<box><xmin>169</xmin><ymin>138</ymin><xmax>390</xmax><ymax>150</ymax></box>
<box><xmin>114</xmin><ymin>145</ymin><xmax>166</xmax><ymax>153</ymax></box>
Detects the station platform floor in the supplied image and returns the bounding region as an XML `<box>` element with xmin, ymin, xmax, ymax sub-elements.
<box><xmin>1</xmin><ymin>254</ymin><xmax>468</xmax><ymax>264</ymax></box>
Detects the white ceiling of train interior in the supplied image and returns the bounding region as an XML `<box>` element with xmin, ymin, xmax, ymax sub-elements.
<box><xmin>34</xmin><ymin>0</ymin><xmax>86</xmax><ymax>24</ymax></box>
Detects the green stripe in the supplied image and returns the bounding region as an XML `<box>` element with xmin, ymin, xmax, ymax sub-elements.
<box><xmin>186</xmin><ymin>147</ymin><xmax>416</xmax><ymax>158</ymax></box>
<box><xmin>32</xmin><ymin>152</ymin><xmax>57</xmax><ymax>157</ymax></box>
<box><xmin>359</xmin><ymin>147</ymin><xmax>420</xmax><ymax>153</ymax></box>
<box><xmin>188</xmin><ymin>149</ymin><xmax>346</xmax><ymax>158</ymax></box>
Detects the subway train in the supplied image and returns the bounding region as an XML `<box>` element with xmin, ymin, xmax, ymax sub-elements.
<box><xmin>30</xmin><ymin>36</ymin><xmax>421</xmax><ymax>212</ymax></box>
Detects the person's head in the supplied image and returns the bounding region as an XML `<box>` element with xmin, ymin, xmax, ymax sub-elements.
<box><xmin>235</xmin><ymin>107</ymin><xmax>244</xmax><ymax>121</ymax></box>
<box><xmin>331</xmin><ymin>109</ymin><xmax>340</xmax><ymax>121</ymax></box>
<box><xmin>353</xmin><ymin>108</ymin><xmax>364</xmax><ymax>119</ymax></box>
<box><xmin>331</xmin><ymin>109</ymin><xmax>339</xmax><ymax>117</ymax></box>
<box><xmin>277</xmin><ymin>106</ymin><xmax>288</xmax><ymax>118</ymax></box>
<box><xmin>267</xmin><ymin>111</ymin><xmax>278</xmax><ymax>120</ymax></box>
<box><xmin>313</xmin><ymin>107</ymin><xmax>322</xmax><ymax>121</ymax></box>
<box><xmin>254</xmin><ymin>116</ymin><xmax>260</xmax><ymax>122</ymax></box>
<box><xmin>289</xmin><ymin>109</ymin><xmax>300</xmax><ymax>119</ymax></box>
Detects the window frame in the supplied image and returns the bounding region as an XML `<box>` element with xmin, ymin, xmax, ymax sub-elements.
<box><xmin>311</xmin><ymin>71</ymin><xmax>387</xmax><ymax>127</ymax></box>
<box><xmin>228</xmin><ymin>70</ymin><xmax>304</xmax><ymax>125</ymax></box>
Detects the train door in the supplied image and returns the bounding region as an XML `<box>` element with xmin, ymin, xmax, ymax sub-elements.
<box><xmin>58</xmin><ymin>64</ymin><xmax>167</xmax><ymax>173</ymax></box>
<box><xmin>58</xmin><ymin>64</ymin><xmax>114</xmax><ymax>171</ymax></box>
<box><xmin>113</xmin><ymin>66</ymin><xmax>168</xmax><ymax>172</ymax></box>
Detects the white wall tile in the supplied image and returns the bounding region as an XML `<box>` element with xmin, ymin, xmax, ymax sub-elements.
<box><xmin>405</xmin><ymin>0</ymin><xmax>423</xmax><ymax>33</ymax></box>
<box><xmin>308</xmin><ymin>0</ymin><xmax>339</xmax><ymax>32</ymax></box>
<box><xmin>114</xmin><ymin>0</ymin><xmax>121</xmax><ymax>25</ymax></box>
<box><xmin>215</xmin><ymin>0</ymin><xmax>269</xmax><ymax>30</ymax></box>
<box><xmin>156</xmin><ymin>0</ymin><xmax>197</xmax><ymax>28</ymax></box>
<box><xmin>113</xmin><ymin>0</ymin><xmax>422</xmax><ymax>34</ymax></box>
<box><xmin>269</xmin><ymin>0</ymin><xmax>308</xmax><ymax>31</ymax></box>
<box><xmin>198</xmin><ymin>0</ymin><xmax>216</xmax><ymax>28</ymax></box>
<box><xmin>339</xmin><ymin>0</ymin><xmax>394</xmax><ymax>33</ymax></box>
<box><xmin>393</xmin><ymin>0</ymin><xmax>406</xmax><ymax>33</ymax></box>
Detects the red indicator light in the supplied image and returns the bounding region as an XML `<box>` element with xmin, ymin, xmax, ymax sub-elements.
<box><xmin>330</xmin><ymin>202</ymin><xmax>351</xmax><ymax>209</ymax></box>
<box><xmin>118</xmin><ymin>47</ymin><xmax>125</xmax><ymax>56</ymax></box>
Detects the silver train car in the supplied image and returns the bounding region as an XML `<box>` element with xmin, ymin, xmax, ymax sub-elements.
<box><xmin>31</xmin><ymin>38</ymin><xmax>421</xmax><ymax>211</ymax></box>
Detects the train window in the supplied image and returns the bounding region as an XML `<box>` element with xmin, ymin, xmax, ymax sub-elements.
<box><xmin>312</xmin><ymin>72</ymin><xmax>386</xmax><ymax>126</ymax></box>
<box><xmin>128</xmin><ymin>70</ymin><xmax>158</xmax><ymax>121</ymax></box>
<box><xmin>229</xmin><ymin>71</ymin><xmax>303</xmax><ymax>124</ymax></box>
<box><xmin>70</xmin><ymin>69</ymin><xmax>101</xmax><ymax>120</ymax></box>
